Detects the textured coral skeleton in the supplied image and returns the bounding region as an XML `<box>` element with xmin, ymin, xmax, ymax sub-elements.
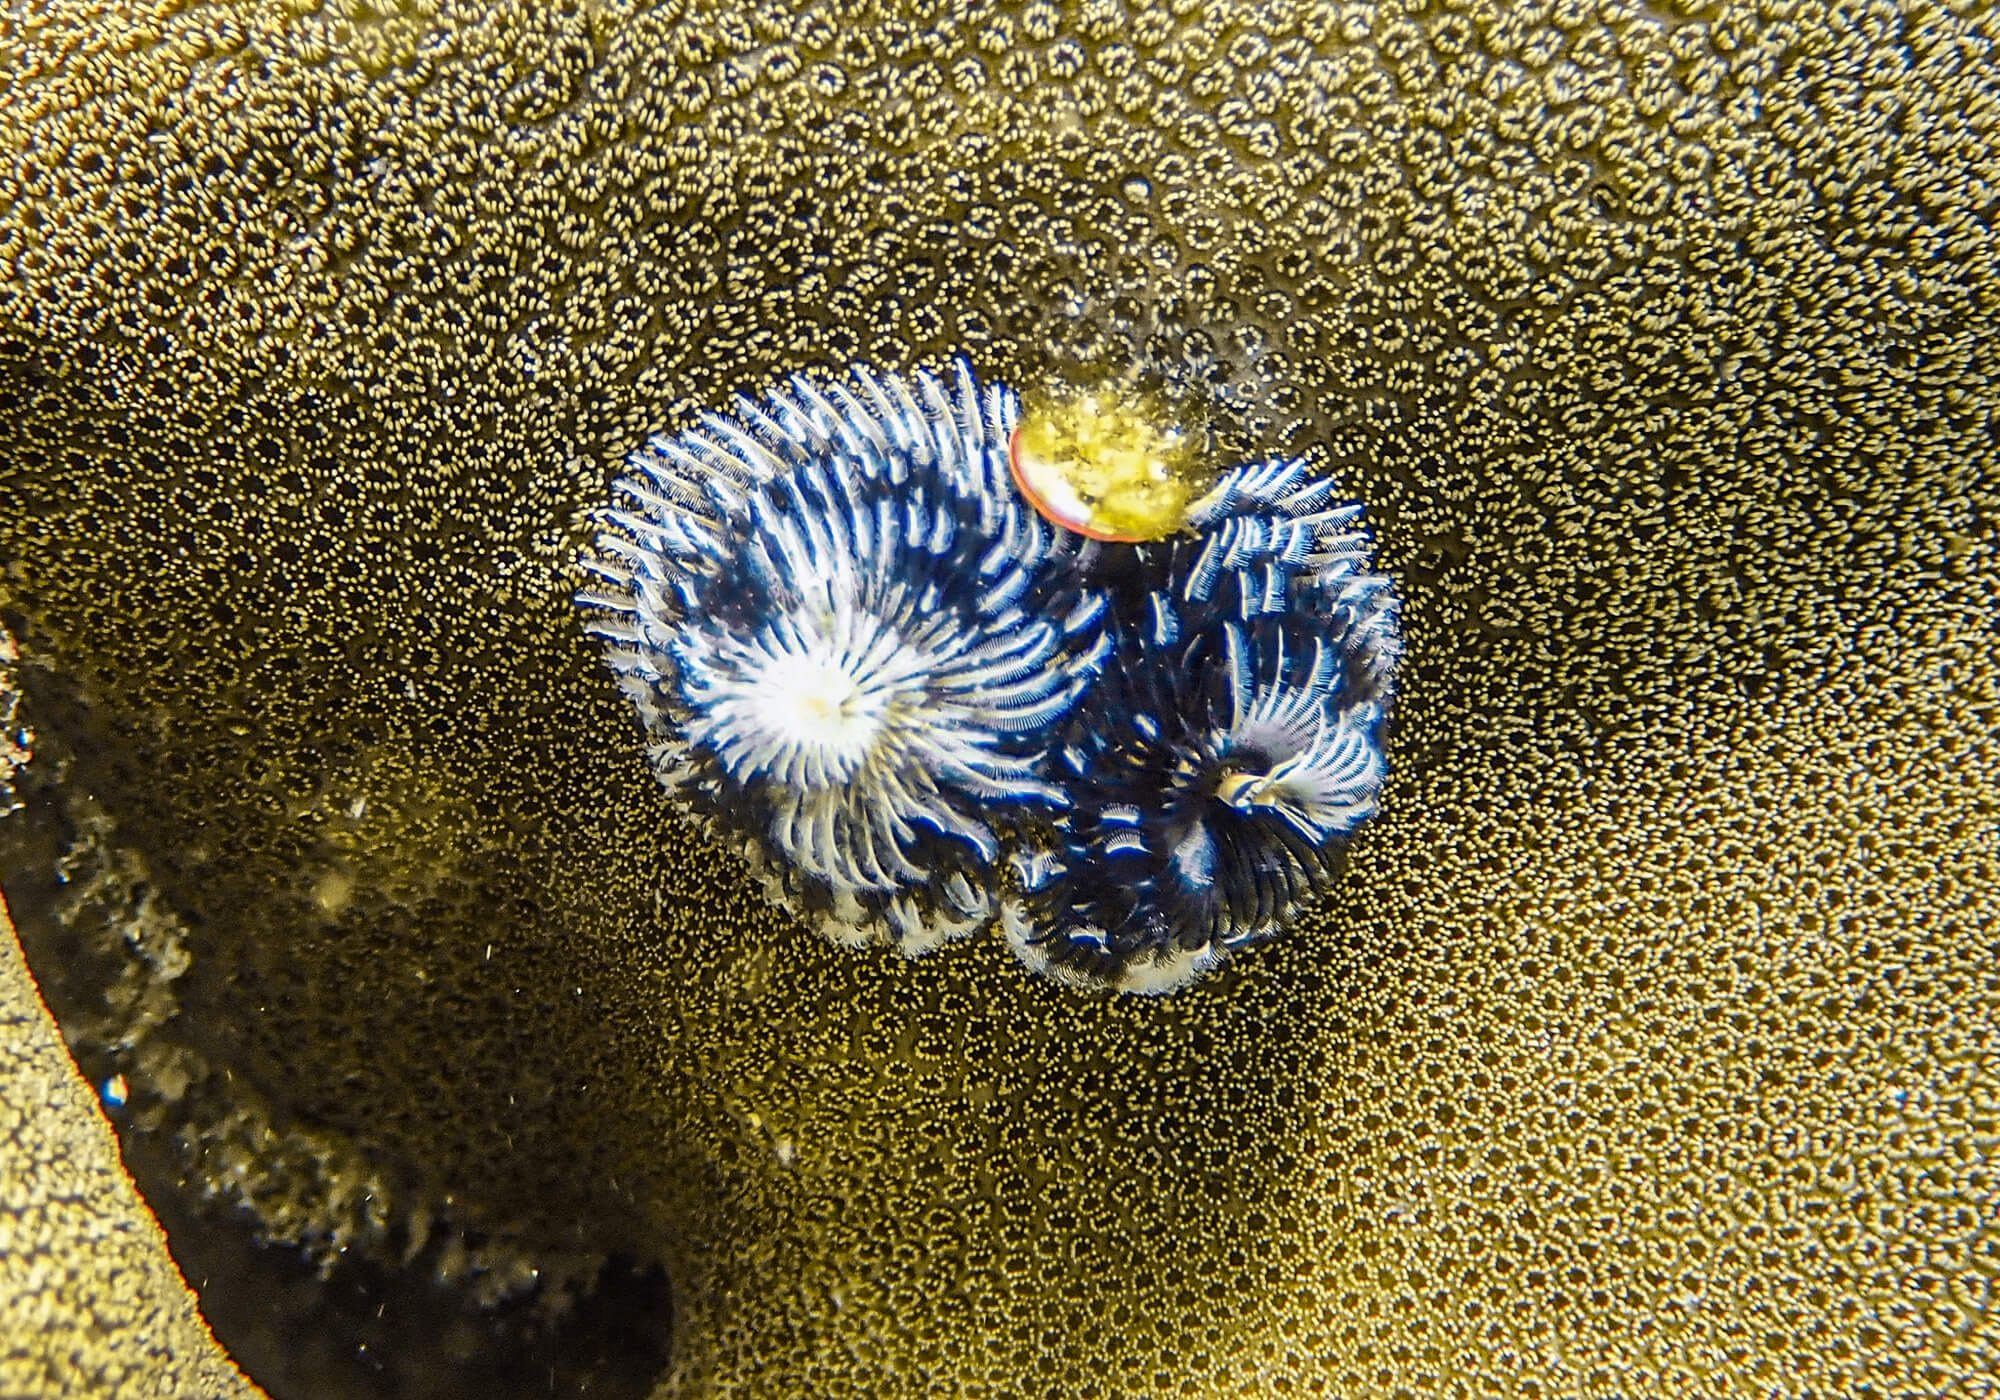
<box><xmin>0</xmin><ymin>0</ymin><xmax>1995</xmax><ymax>1396</ymax></box>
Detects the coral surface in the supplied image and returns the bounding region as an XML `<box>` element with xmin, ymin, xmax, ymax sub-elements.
<box><xmin>0</xmin><ymin>622</ymin><xmax>260</xmax><ymax>1399</ymax></box>
<box><xmin>1</xmin><ymin>0</ymin><xmax>1996</xmax><ymax>1396</ymax></box>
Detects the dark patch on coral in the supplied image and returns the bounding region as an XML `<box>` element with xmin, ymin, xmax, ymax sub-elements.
<box><xmin>120</xmin><ymin>1129</ymin><xmax>674</xmax><ymax>1400</ymax></box>
<box><xmin>0</xmin><ymin>684</ymin><xmax>674</xmax><ymax>1400</ymax></box>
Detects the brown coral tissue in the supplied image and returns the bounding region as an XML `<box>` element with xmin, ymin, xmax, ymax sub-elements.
<box><xmin>1</xmin><ymin>1</ymin><xmax>1997</xmax><ymax>1398</ymax></box>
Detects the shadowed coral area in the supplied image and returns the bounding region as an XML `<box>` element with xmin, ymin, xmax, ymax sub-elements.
<box><xmin>3</xmin><ymin>634</ymin><xmax>261</xmax><ymax>1396</ymax></box>
<box><xmin>1</xmin><ymin>0</ymin><xmax>1997</xmax><ymax>1395</ymax></box>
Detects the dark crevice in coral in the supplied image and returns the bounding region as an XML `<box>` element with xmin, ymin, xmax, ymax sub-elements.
<box><xmin>0</xmin><ymin>686</ymin><xmax>673</xmax><ymax>1400</ymax></box>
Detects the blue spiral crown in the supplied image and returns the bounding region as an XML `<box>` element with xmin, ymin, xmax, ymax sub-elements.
<box><xmin>1004</xmin><ymin>454</ymin><xmax>1401</xmax><ymax>992</ymax></box>
<box><xmin>580</xmin><ymin>360</ymin><xmax>1109</xmax><ymax>954</ymax></box>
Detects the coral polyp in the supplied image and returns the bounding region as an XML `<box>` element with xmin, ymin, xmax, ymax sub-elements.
<box><xmin>581</xmin><ymin>361</ymin><xmax>1109</xmax><ymax>953</ymax></box>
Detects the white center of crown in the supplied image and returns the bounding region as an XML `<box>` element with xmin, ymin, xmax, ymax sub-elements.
<box><xmin>752</xmin><ymin>643</ymin><xmax>893</xmax><ymax>771</ymax></box>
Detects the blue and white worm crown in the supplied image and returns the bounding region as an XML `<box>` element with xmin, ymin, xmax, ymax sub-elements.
<box><xmin>1005</xmin><ymin>452</ymin><xmax>1401</xmax><ymax>993</ymax></box>
<box><xmin>580</xmin><ymin>359</ymin><xmax>1401</xmax><ymax>990</ymax></box>
<box><xmin>580</xmin><ymin>360</ymin><xmax>1109</xmax><ymax>954</ymax></box>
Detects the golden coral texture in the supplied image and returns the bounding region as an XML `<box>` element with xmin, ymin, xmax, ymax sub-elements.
<box><xmin>0</xmin><ymin>887</ymin><xmax>264</xmax><ymax>1400</ymax></box>
<box><xmin>1</xmin><ymin>0</ymin><xmax>1997</xmax><ymax>1396</ymax></box>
